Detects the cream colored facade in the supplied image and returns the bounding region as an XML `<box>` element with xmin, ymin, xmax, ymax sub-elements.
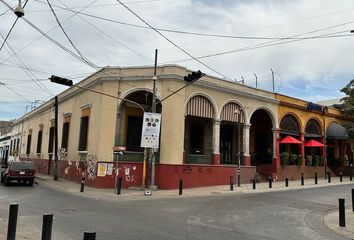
<box><xmin>12</xmin><ymin>65</ymin><xmax>280</xmax><ymax>165</ymax></box>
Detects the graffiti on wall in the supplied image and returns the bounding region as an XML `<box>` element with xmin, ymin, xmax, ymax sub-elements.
<box><xmin>63</xmin><ymin>154</ymin><xmax>97</xmax><ymax>180</ymax></box>
<box><xmin>116</xmin><ymin>165</ymin><xmax>137</xmax><ymax>182</ymax></box>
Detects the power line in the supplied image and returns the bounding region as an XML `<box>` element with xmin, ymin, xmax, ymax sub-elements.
<box><xmin>0</xmin><ymin>32</ymin><xmax>54</xmax><ymax>95</ymax></box>
<box><xmin>0</xmin><ymin>1</ymin><xmax>29</xmax><ymax>55</ymax></box>
<box><xmin>115</xmin><ymin>0</ymin><xmax>233</xmax><ymax>80</ymax></box>
<box><xmin>161</xmin><ymin>22</ymin><xmax>354</xmax><ymax>64</ymax></box>
<box><xmin>32</xmin><ymin>0</ymin><xmax>354</xmax><ymax>41</ymax></box>
<box><xmin>46</xmin><ymin>0</ymin><xmax>97</xmax><ymax>68</ymax></box>
<box><xmin>56</xmin><ymin>0</ymin><xmax>152</xmax><ymax>62</ymax></box>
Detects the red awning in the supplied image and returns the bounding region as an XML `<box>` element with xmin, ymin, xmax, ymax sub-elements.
<box><xmin>304</xmin><ymin>139</ymin><xmax>324</xmax><ymax>147</ymax></box>
<box><xmin>280</xmin><ymin>136</ymin><xmax>302</xmax><ymax>144</ymax></box>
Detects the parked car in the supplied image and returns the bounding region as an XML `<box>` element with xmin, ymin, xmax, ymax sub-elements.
<box><xmin>1</xmin><ymin>161</ymin><xmax>35</xmax><ymax>186</ymax></box>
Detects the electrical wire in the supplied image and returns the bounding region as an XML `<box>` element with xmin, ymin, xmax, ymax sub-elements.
<box><xmin>0</xmin><ymin>1</ymin><xmax>29</xmax><ymax>55</ymax></box>
<box><xmin>3</xmin><ymin>84</ymin><xmax>31</xmax><ymax>102</ymax></box>
<box><xmin>46</xmin><ymin>0</ymin><xmax>98</xmax><ymax>68</ymax></box>
<box><xmin>161</xmin><ymin>22</ymin><xmax>354</xmax><ymax>64</ymax></box>
<box><xmin>0</xmin><ymin>32</ymin><xmax>53</xmax><ymax>95</ymax></box>
<box><xmin>56</xmin><ymin>0</ymin><xmax>152</xmax><ymax>62</ymax></box>
<box><xmin>32</xmin><ymin>0</ymin><xmax>354</xmax><ymax>41</ymax></box>
<box><xmin>115</xmin><ymin>0</ymin><xmax>233</xmax><ymax>80</ymax></box>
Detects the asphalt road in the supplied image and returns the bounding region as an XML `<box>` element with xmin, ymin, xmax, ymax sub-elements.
<box><xmin>0</xmin><ymin>181</ymin><xmax>353</xmax><ymax>240</ymax></box>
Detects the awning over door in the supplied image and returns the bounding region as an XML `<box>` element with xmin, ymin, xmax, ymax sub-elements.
<box><xmin>280</xmin><ymin>136</ymin><xmax>302</xmax><ymax>144</ymax></box>
<box><xmin>327</xmin><ymin>123</ymin><xmax>349</xmax><ymax>140</ymax></box>
<box><xmin>304</xmin><ymin>139</ymin><xmax>324</xmax><ymax>147</ymax></box>
<box><xmin>186</xmin><ymin>95</ymin><xmax>214</xmax><ymax>119</ymax></box>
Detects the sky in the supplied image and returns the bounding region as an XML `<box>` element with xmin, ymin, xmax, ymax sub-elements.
<box><xmin>0</xmin><ymin>0</ymin><xmax>353</xmax><ymax>121</ymax></box>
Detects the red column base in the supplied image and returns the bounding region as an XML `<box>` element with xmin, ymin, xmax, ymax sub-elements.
<box><xmin>212</xmin><ymin>154</ymin><xmax>221</xmax><ymax>165</ymax></box>
<box><xmin>244</xmin><ymin>155</ymin><xmax>251</xmax><ymax>166</ymax></box>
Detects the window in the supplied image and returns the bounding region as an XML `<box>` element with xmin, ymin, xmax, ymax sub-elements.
<box><xmin>26</xmin><ymin>134</ymin><xmax>32</xmax><ymax>154</ymax></box>
<box><xmin>48</xmin><ymin>127</ymin><xmax>54</xmax><ymax>153</ymax></box>
<box><xmin>61</xmin><ymin>122</ymin><xmax>70</xmax><ymax>151</ymax></box>
<box><xmin>13</xmin><ymin>139</ymin><xmax>16</xmax><ymax>154</ymax></box>
<box><xmin>78</xmin><ymin>116</ymin><xmax>89</xmax><ymax>151</ymax></box>
<box><xmin>16</xmin><ymin>138</ymin><xmax>19</xmax><ymax>151</ymax></box>
<box><xmin>36</xmin><ymin>130</ymin><xmax>43</xmax><ymax>154</ymax></box>
<box><xmin>190</xmin><ymin>123</ymin><xmax>204</xmax><ymax>154</ymax></box>
<box><xmin>9</xmin><ymin>140</ymin><xmax>13</xmax><ymax>155</ymax></box>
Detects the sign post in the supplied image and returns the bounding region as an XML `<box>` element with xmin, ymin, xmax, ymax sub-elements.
<box><xmin>112</xmin><ymin>146</ymin><xmax>126</xmax><ymax>194</ymax></box>
<box><xmin>140</xmin><ymin>112</ymin><xmax>161</xmax><ymax>191</ymax></box>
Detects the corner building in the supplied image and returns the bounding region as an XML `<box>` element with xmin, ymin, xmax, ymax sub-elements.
<box><xmin>11</xmin><ymin>65</ymin><xmax>353</xmax><ymax>189</ymax></box>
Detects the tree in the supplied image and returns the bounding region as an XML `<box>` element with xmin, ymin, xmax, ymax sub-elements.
<box><xmin>333</xmin><ymin>79</ymin><xmax>354</xmax><ymax>140</ymax></box>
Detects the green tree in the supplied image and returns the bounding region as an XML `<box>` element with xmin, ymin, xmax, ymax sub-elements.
<box><xmin>333</xmin><ymin>79</ymin><xmax>354</xmax><ymax>140</ymax></box>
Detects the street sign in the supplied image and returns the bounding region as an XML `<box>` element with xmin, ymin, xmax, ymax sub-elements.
<box><xmin>112</xmin><ymin>146</ymin><xmax>126</xmax><ymax>152</ymax></box>
<box><xmin>58</xmin><ymin>148</ymin><xmax>66</xmax><ymax>156</ymax></box>
<box><xmin>140</xmin><ymin>112</ymin><xmax>161</xmax><ymax>148</ymax></box>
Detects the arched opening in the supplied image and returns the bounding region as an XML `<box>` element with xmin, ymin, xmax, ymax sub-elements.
<box><xmin>304</xmin><ymin>119</ymin><xmax>323</xmax><ymax>165</ymax></box>
<box><xmin>219</xmin><ymin>102</ymin><xmax>244</xmax><ymax>165</ymax></box>
<box><xmin>250</xmin><ymin>109</ymin><xmax>273</xmax><ymax>165</ymax></box>
<box><xmin>184</xmin><ymin>95</ymin><xmax>214</xmax><ymax>164</ymax></box>
<box><xmin>279</xmin><ymin>114</ymin><xmax>301</xmax><ymax>164</ymax></box>
<box><xmin>115</xmin><ymin>90</ymin><xmax>162</xmax><ymax>161</ymax></box>
<box><xmin>326</xmin><ymin>122</ymin><xmax>349</xmax><ymax>167</ymax></box>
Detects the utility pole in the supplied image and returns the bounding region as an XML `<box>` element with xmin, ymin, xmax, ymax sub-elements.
<box><xmin>150</xmin><ymin>49</ymin><xmax>158</xmax><ymax>189</ymax></box>
<box><xmin>54</xmin><ymin>96</ymin><xmax>58</xmax><ymax>181</ymax></box>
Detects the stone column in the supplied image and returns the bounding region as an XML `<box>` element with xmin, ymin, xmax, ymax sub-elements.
<box><xmin>272</xmin><ymin>128</ymin><xmax>281</xmax><ymax>170</ymax></box>
<box><xmin>243</xmin><ymin>124</ymin><xmax>251</xmax><ymax>166</ymax></box>
<box><xmin>212</xmin><ymin>120</ymin><xmax>221</xmax><ymax>165</ymax></box>
<box><xmin>299</xmin><ymin>132</ymin><xmax>305</xmax><ymax>166</ymax></box>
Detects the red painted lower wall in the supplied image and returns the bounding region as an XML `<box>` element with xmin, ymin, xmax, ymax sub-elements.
<box><xmin>155</xmin><ymin>164</ymin><xmax>256</xmax><ymax>189</ymax></box>
<box><xmin>24</xmin><ymin>158</ymin><xmax>257</xmax><ymax>189</ymax></box>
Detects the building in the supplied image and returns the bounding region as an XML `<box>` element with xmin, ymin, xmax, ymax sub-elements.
<box><xmin>11</xmin><ymin>65</ymin><xmax>354</xmax><ymax>189</ymax></box>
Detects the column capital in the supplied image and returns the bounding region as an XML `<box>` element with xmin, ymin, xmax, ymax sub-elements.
<box><xmin>271</xmin><ymin>128</ymin><xmax>281</xmax><ymax>133</ymax></box>
<box><xmin>213</xmin><ymin>119</ymin><xmax>221</xmax><ymax>124</ymax></box>
<box><xmin>243</xmin><ymin>123</ymin><xmax>251</xmax><ymax>129</ymax></box>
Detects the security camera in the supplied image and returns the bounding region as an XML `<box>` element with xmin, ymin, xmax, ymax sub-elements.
<box><xmin>14</xmin><ymin>5</ymin><xmax>24</xmax><ymax>18</ymax></box>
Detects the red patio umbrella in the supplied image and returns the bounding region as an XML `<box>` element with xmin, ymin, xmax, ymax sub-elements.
<box><xmin>280</xmin><ymin>136</ymin><xmax>302</xmax><ymax>144</ymax></box>
<box><xmin>304</xmin><ymin>139</ymin><xmax>324</xmax><ymax>147</ymax></box>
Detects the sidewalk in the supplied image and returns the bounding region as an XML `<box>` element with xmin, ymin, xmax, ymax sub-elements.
<box><xmin>32</xmin><ymin>174</ymin><xmax>354</xmax><ymax>239</ymax></box>
<box><xmin>36</xmin><ymin>174</ymin><xmax>354</xmax><ymax>201</ymax></box>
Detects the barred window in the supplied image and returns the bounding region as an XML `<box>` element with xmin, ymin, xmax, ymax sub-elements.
<box><xmin>26</xmin><ymin>134</ymin><xmax>32</xmax><ymax>154</ymax></box>
<box><xmin>61</xmin><ymin>122</ymin><xmax>70</xmax><ymax>151</ymax></box>
<box><xmin>48</xmin><ymin>127</ymin><xmax>54</xmax><ymax>153</ymax></box>
<box><xmin>36</xmin><ymin>130</ymin><xmax>43</xmax><ymax>154</ymax></box>
<box><xmin>78</xmin><ymin>116</ymin><xmax>89</xmax><ymax>151</ymax></box>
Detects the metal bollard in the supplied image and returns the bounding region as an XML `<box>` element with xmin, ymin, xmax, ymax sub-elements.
<box><xmin>117</xmin><ymin>177</ymin><xmax>122</xmax><ymax>195</ymax></box>
<box><xmin>285</xmin><ymin>178</ymin><xmax>288</xmax><ymax>187</ymax></box>
<box><xmin>80</xmin><ymin>176</ymin><xmax>85</xmax><ymax>192</ymax></box>
<box><xmin>41</xmin><ymin>214</ymin><xmax>53</xmax><ymax>240</ymax></box>
<box><xmin>268</xmin><ymin>177</ymin><xmax>272</xmax><ymax>188</ymax></box>
<box><xmin>83</xmin><ymin>231</ymin><xmax>96</xmax><ymax>240</ymax></box>
<box><xmin>301</xmin><ymin>173</ymin><xmax>304</xmax><ymax>186</ymax></box>
<box><xmin>7</xmin><ymin>203</ymin><xmax>19</xmax><ymax>240</ymax></box>
<box><xmin>350</xmin><ymin>172</ymin><xmax>352</xmax><ymax>182</ymax></box>
<box><xmin>179</xmin><ymin>179</ymin><xmax>183</xmax><ymax>195</ymax></box>
<box><xmin>352</xmin><ymin>189</ymin><xmax>354</xmax><ymax>212</ymax></box>
<box><xmin>315</xmin><ymin>172</ymin><xmax>318</xmax><ymax>184</ymax></box>
<box><xmin>327</xmin><ymin>172</ymin><xmax>331</xmax><ymax>183</ymax></box>
<box><xmin>253</xmin><ymin>179</ymin><xmax>256</xmax><ymax>189</ymax></box>
<box><xmin>340</xmin><ymin>172</ymin><xmax>343</xmax><ymax>182</ymax></box>
<box><xmin>229</xmin><ymin>176</ymin><xmax>233</xmax><ymax>191</ymax></box>
<box><xmin>339</xmin><ymin>198</ymin><xmax>345</xmax><ymax>227</ymax></box>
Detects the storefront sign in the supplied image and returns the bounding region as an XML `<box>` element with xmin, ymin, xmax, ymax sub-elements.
<box><xmin>140</xmin><ymin>112</ymin><xmax>161</xmax><ymax>148</ymax></box>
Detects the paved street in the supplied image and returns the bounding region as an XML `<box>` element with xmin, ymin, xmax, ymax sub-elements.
<box><xmin>0</xmin><ymin>179</ymin><xmax>353</xmax><ymax>240</ymax></box>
